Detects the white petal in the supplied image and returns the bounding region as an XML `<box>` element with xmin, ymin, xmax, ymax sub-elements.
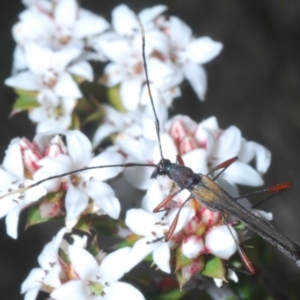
<box><xmin>125</xmin><ymin>236</ymin><xmax>159</xmax><ymax>272</ymax></box>
<box><xmin>123</xmin><ymin>163</ymin><xmax>154</xmax><ymax>190</ymax></box>
<box><xmin>153</xmin><ymin>133</ymin><xmax>178</xmax><ymax>165</ymax></box>
<box><xmin>100</xmin><ymin>37</ymin><xmax>131</xmax><ymax>63</ymax></box>
<box><xmin>66</xmin><ymin>130</ymin><xmax>92</xmax><ymax>167</ymax></box>
<box><xmin>6</xmin><ymin>204</ymin><xmax>24</xmax><ymax>239</ymax></box>
<box><xmin>24</xmin><ymin>288</ymin><xmax>40</xmax><ymax>300</ymax></box>
<box><xmin>167</xmin><ymin>207</ymin><xmax>195</xmax><ymax>234</ymax></box>
<box><xmin>53</xmin><ymin>47</ymin><xmax>82</xmax><ymax>72</ymax></box>
<box><xmin>205</xmin><ymin>225</ymin><xmax>238</xmax><ymax>259</ymax></box>
<box><xmin>54</xmin><ymin>72</ymin><xmax>82</xmax><ymax>98</ymax></box>
<box><xmin>88</xmin><ymin>152</ymin><xmax>124</xmax><ymax>181</ymax></box>
<box><xmin>38</xmin><ymin>228</ymin><xmax>67</xmax><ymax>269</ymax></box>
<box><xmin>88</xmin><ymin>181</ymin><xmax>120</xmax><ymax>219</ymax></box>
<box><xmin>108</xmin><ymin>282</ymin><xmax>145</xmax><ymax>300</ymax></box>
<box><xmin>12</xmin><ymin>46</ymin><xmax>27</xmax><ymax>73</ymax></box>
<box><xmin>223</xmin><ymin>161</ymin><xmax>264</xmax><ymax>187</ymax></box>
<box><xmin>0</xmin><ymin>197</ymin><xmax>17</xmax><ymax>219</ymax></box>
<box><xmin>138</xmin><ymin>5</ymin><xmax>167</xmax><ymax>24</ymax></box>
<box><xmin>55</xmin><ymin>0</ymin><xmax>77</xmax><ymax>28</ymax></box>
<box><xmin>168</xmin><ymin>16</ymin><xmax>192</xmax><ymax>48</ymax></box>
<box><xmin>2</xmin><ymin>138</ymin><xmax>23</xmax><ymax>179</ymax></box>
<box><xmin>5</xmin><ymin>72</ymin><xmax>40</xmax><ymax>91</ymax></box>
<box><xmin>141</xmin><ymin>180</ymin><xmax>165</xmax><ymax>213</ymax></box>
<box><xmin>43</xmin><ymin>263</ymin><xmax>62</xmax><ymax>288</ymax></box>
<box><xmin>215</xmin><ymin>126</ymin><xmax>242</xmax><ymax>160</ymax></box>
<box><xmin>99</xmin><ymin>247</ymin><xmax>130</xmax><ymax>281</ymax></box>
<box><xmin>51</xmin><ymin>280</ymin><xmax>88</xmax><ymax>300</ymax></box>
<box><xmin>93</xmin><ymin>123</ymin><xmax>118</xmax><ymax>147</ymax></box>
<box><xmin>25</xmin><ymin>43</ymin><xmax>52</xmax><ymax>74</ymax></box>
<box><xmin>183</xmin><ymin>63</ymin><xmax>207</xmax><ymax>100</ymax></box>
<box><xmin>153</xmin><ymin>243</ymin><xmax>170</xmax><ymax>273</ymax></box>
<box><xmin>182</xmin><ymin>149</ymin><xmax>208</xmax><ymax>174</ymax></box>
<box><xmin>25</xmin><ymin>183</ymin><xmax>47</xmax><ymax>203</ymax></box>
<box><xmin>125</xmin><ymin>209</ymin><xmax>158</xmax><ymax>236</ymax></box>
<box><xmin>102</xmin><ymin>63</ymin><xmax>124</xmax><ymax>86</ymax></box>
<box><xmin>65</xmin><ymin>185</ymin><xmax>88</xmax><ymax>221</ymax></box>
<box><xmin>21</xmin><ymin>268</ymin><xmax>44</xmax><ymax>293</ymax></box>
<box><xmin>239</xmin><ymin>141</ymin><xmax>271</xmax><ymax>174</ymax></box>
<box><xmin>68</xmin><ymin>61</ymin><xmax>93</xmax><ymax>82</ymax></box>
<box><xmin>120</xmin><ymin>79</ymin><xmax>142</xmax><ymax>112</ymax></box>
<box><xmin>187</xmin><ymin>37</ymin><xmax>223</xmax><ymax>64</ymax></box>
<box><xmin>76</xmin><ymin>10</ymin><xmax>109</xmax><ymax>38</ymax></box>
<box><xmin>68</xmin><ymin>246</ymin><xmax>98</xmax><ymax>279</ymax></box>
<box><xmin>33</xmin><ymin>155</ymin><xmax>72</xmax><ymax>191</ymax></box>
<box><xmin>181</xmin><ymin>235</ymin><xmax>205</xmax><ymax>259</ymax></box>
<box><xmin>112</xmin><ymin>4</ymin><xmax>139</xmax><ymax>36</ymax></box>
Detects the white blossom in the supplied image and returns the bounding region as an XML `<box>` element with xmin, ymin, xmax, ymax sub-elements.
<box><xmin>125</xmin><ymin>180</ymin><xmax>195</xmax><ymax>273</ymax></box>
<box><xmin>161</xmin><ymin>16</ymin><xmax>223</xmax><ymax>100</ymax></box>
<box><xmin>21</xmin><ymin>227</ymin><xmax>67</xmax><ymax>300</ymax></box>
<box><xmin>51</xmin><ymin>246</ymin><xmax>145</xmax><ymax>300</ymax></box>
<box><xmin>33</xmin><ymin>130</ymin><xmax>124</xmax><ymax>229</ymax></box>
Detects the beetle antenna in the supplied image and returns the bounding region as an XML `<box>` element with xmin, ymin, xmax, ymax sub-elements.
<box><xmin>137</xmin><ymin>18</ymin><xmax>164</xmax><ymax>160</ymax></box>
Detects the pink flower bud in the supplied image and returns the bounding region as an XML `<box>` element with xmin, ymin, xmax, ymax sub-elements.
<box><xmin>169</xmin><ymin>120</ymin><xmax>188</xmax><ymax>147</ymax></box>
<box><xmin>44</xmin><ymin>135</ymin><xmax>67</xmax><ymax>157</ymax></box>
<box><xmin>199</xmin><ymin>206</ymin><xmax>221</xmax><ymax>227</ymax></box>
<box><xmin>179</xmin><ymin>136</ymin><xmax>197</xmax><ymax>155</ymax></box>
<box><xmin>19</xmin><ymin>138</ymin><xmax>43</xmax><ymax>174</ymax></box>
<box><xmin>181</xmin><ymin>260</ymin><xmax>204</xmax><ymax>283</ymax></box>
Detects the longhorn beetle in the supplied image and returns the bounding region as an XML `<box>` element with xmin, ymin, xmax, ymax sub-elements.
<box><xmin>2</xmin><ymin>18</ymin><xmax>300</xmax><ymax>276</ymax></box>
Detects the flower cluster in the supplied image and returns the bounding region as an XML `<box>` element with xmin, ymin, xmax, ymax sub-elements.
<box><xmin>0</xmin><ymin>130</ymin><xmax>123</xmax><ymax>238</ymax></box>
<box><xmin>116</xmin><ymin>116</ymin><xmax>271</xmax><ymax>287</ymax></box>
<box><xmin>5</xmin><ymin>0</ymin><xmax>222</xmax><ymax>133</ymax></box>
<box><xmin>22</xmin><ymin>228</ymin><xmax>145</xmax><ymax>300</ymax></box>
<box><xmin>1</xmin><ymin>1</ymin><xmax>278</xmax><ymax>299</ymax></box>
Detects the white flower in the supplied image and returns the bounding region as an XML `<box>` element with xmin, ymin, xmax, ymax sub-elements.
<box><xmin>33</xmin><ymin>130</ymin><xmax>124</xmax><ymax>229</ymax></box>
<box><xmin>50</xmin><ymin>246</ymin><xmax>145</xmax><ymax>300</ymax></box>
<box><xmin>0</xmin><ymin>137</ymin><xmax>47</xmax><ymax>239</ymax></box>
<box><xmin>100</xmin><ymin>32</ymin><xmax>181</xmax><ymax>114</ymax></box>
<box><xmin>15</xmin><ymin>0</ymin><xmax>109</xmax><ymax>50</ymax></box>
<box><xmin>125</xmin><ymin>181</ymin><xmax>195</xmax><ymax>274</ymax></box>
<box><xmin>0</xmin><ymin>167</ymin><xmax>46</xmax><ymax>239</ymax></box>
<box><xmin>6</xmin><ymin>43</ymin><xmax>84</xmax><ymax>105</ymax></box>
<box><xmin>29</xmin><ymin>97</ymin><xmax>77</xmax><ymax>133</ymax></box>
<box><xmin>165</xmin><ymin>115</ymin><xmax>271</xmax><ymax>187</ymax></box>
<box><xmin>21</xmin><ymin>227</ymin><xmax>67</xmax><ymax>300</ymax></box>
<box><xmin>111</xmin><ymin>4</ymin><xmax>167</xmax><ymax>40</ymax></box>
<box><xmin>93</xmin><ymin>105</ymin><xmax>144</xmax><ymax>147</ymax></box>
<box><xmin>162</xmin><ymin>16</ymin><xmax>223</xmax><ymax>100</ymax></box>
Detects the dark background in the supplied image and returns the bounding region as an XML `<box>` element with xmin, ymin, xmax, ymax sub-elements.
<box><xmin>0</xmin><ymin>0</ymin><xmax>300</xmax><ymax>299</ymax></box>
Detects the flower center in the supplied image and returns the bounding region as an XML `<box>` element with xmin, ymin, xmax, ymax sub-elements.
<box><xmin>70</xmin><ymin>174</ymin><xmax>82</xmax><ymax>187</ymax></box>
<box><xmin>88</xmin><ymin>280</ymin><xmax>109</xmax><ymax>297</ymax></box>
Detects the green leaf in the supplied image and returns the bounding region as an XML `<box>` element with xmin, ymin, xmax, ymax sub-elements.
<box><xmin>153</xmin><ymin>289</ymin><xmax>186</xmax><ymax>300</ymax></box>
<box><xmin>201</xmin><ymin>255</ymin><xmax>226</xmax><ymax>280</ymax></box>
<box><xmin>175</xmin><ymin>246</ymin><xmax>193</xmax><ymax>270</ymax></box>
<box><xmin>26</xmin><ymin>203</ymin><xmax>62</xmax><ymax>228</ymax></box>
<box><xmin>107</xmin><ymin>86</ymin><xmax>127</xmax><ymax>112</ymax></box>
<box><xmin>74</xmin><ymin>214</ymin><xmax>92</xmax><ymax>234</ymax></box>
<box><xmin>91</xmin><ymin>215</ymin><xmax>118</xmax><ymax>236</ymax></box>
<box><xmin>71</xmin><ymin>112</ymin><xmax>81</xmax><ymax>129</ymax></box>
<box><xmin>26</xmin><ymin>191</ymin><xmax>65</xmax><ymax>228</ymax></box>
<box><xmin>12</xmin><ymin>94</ymin><xmax>39</xmax><ymax>113</ymax></box>
<box><xmin>89</xmin><ymin>235</ymin><xmax>102</xmax><ymax>257</ymax></box>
